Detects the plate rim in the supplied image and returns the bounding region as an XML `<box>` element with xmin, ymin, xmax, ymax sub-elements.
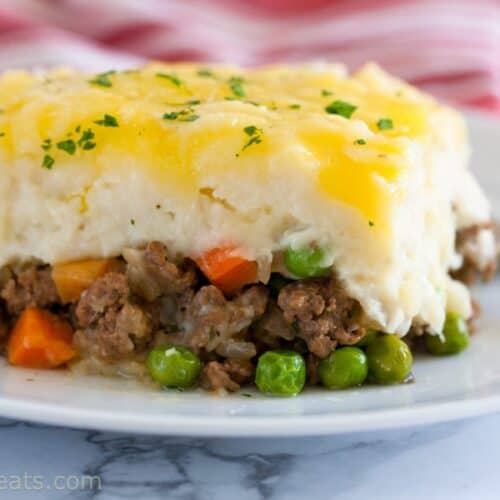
<box><xmin>2</xmin><ymin>391</ymin><xmax>500</xmax><ymax>436</ymax></box>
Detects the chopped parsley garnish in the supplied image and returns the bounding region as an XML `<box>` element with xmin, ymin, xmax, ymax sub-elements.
<box><xmin>163</xmin><ymin>111</ymin><xmax>181</xmax><ymax>120</ymax></box>
<box><xmin>0</xmin><ymin>132</ymin><xmax>4</xmax><ymax>137</ymax></box>
<box><xmin>224</xmin><ymin>97</ymin><xmax>259</xmax><ymax>107</ymax></box>
<box><xmin>81</xmin><ymin>140</ymin><xmax>96</xmax><ymax>150</ymax></box>
<box><xmin>243</xmin><ymin>125</ymin><xmax>260</xmax><ymax>136</ymax></box>
<box><xmin>164</xmin><ymin>99</ymin><xmax>201</xmax><ymax>107</ymax></box>
<box><xmin>40</xmin><ymin>128</ymin><xmax>96</xmax><ymax>167</ymax></box>
<box><xmin>162</xmin><ymin>109</ymin><xmax>199</xmax><ymax>122</ymax></box>
<box><xmin>325</xmin><ymin>100</ymin><xmax>357</xmax><ymax>118</ymax></box>
<box><xmin>56</xmin><ymin>139</ymin><xmax>76</xmax><ymax>155</ymax></box>
<box><xmin>94</xmin><ymin>114</ymin><xmax>119</xmax><ymax>127</ymax></box>
<box><xmin>197</xmin><ymin>68</ymin><xmax>215</xmax><ymax>78</ymax></box>
<box><xmin>77</xmin><ymin>128</ymin><xmax>96</xmax><ymax>150</ymax></box>
<box><xmin>289</xmin><ymin>104</ymin><xmax>301</xmax><ymax>109</ymax></box>
<box><xmin>228</xmin><ymin>76</ymin><xmax>245</xmax><ymax>98</ymax></box>
<box><xmin>321</xmin><ymin>89</ymin><xmax>333</xmax><ymax>97</ymax></box>
<box><xmin>237</xmin><ymin>125</ymin><xmax>263</xmax><ymax>157</ymax></box>
<box><xmin>156</xmin><ymin>73</ymin><xmax>183</xmax><ymax>87</ymax></box>
<box><xmin>89</xmin><ymin>70</ymin><xmax>115</xmax><ymax>87</ymax></box>
<box><xmin>368</xmin><ymin>220</ymin><xmax>375</xmax><ymax>227</ymax></box>
<box><xmin>130</xmin><ymin>218</ymin><xmax>136</xmax><ymax>225</ymax></box>
<box><xmin>75</xmin><ymin>125</ymin><xmax>81</xmax><ymax>133</ymax></box>
<box><xmin>79</xmin><ymin>130</ymin><xmax>92</xmax><ymax>142</ymax></box>
<box><xmin>376</xmin><ymin>118</ymin><xmax>393</xmax><ymax>131</ymax></box>
<box><xmin>242</xmin><ymin>136</ymin><xmax>262</xmax><ymax>150</ymax></box>
<box><xmin>41</xmin><ymin>154</ymin><xmax>54</xmax><ymax>170</ymax></box>
<box><xmin>354</xmin><ymin>138</ymin><xmax>366</xmax><ymax>145</ymax></box>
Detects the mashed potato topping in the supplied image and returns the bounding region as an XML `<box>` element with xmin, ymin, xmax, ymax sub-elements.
<box><xmin>0</xmin><ymin>63</ymin><xmax>493</xmax><ymax>335</ymax></box>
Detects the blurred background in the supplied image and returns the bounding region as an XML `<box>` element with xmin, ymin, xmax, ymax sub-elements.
<box><xmin>0</xmin><ymin>0</ymin><xmax>499</xmax><ymax>112</ymax></box>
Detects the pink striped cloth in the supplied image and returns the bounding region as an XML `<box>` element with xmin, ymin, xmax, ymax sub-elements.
<box><xmin>0</xmin><ymin>0</ymin><xmax>499</xmax><ymax>112</ymax></box>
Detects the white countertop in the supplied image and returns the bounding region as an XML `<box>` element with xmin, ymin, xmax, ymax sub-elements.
<box><xmin>1</xmin><ymin>413</ymin><xmax>499</xmax><ymax>499</ymax></box>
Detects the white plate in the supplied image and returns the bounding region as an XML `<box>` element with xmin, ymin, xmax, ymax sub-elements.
<box><xmin>0</xmin><ymin>112</ymin><xmax>499</xmax><ymax>437</ymax></box>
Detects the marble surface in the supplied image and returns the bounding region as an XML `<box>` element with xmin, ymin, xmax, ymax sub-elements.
<box><xmin>0</xmin><ymin>414</ymin><xmax>499</xmax><ymax>499</ymax></box>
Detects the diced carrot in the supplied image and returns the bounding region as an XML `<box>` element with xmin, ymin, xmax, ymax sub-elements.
<box><xmin>7</xmin><ymin>308</ymin><xmax>76</xmax><ymax>369</ymax></box>
<box><xmin>195</xmin><ymin>246</ymin><xmax>258</xmax><ymax>295</ymax></box>
<box><xmin>52</xmin><ymin>258</ymin><xmax>121</xmax><ymax>303</ymax></box>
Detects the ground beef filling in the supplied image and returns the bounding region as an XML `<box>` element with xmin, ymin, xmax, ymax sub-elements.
<box><xmin>0</xmin><ymin>225</ymin><xmax>495</xmax><ymax>391</ymax></box>
<box><xmin>0</xmin><ymin>242</ymin><xmax>365</xmax><ymax>391</ymax></box>
<box><xmin>74</xmin><ymin>273</ymin><xmax>153</xmax><ymax>359</ymax></box>
<box><xmin>451</xmin><ymin>223</ymin><xmax>497</xmax><ymax>284</ymax></box>
<box><xmin>1</xmin><ymin>266</ymin><xmax>59</xmax><ymax>316</ymax></box>
<box><xmin>277</xmin><ymin>279</ymin><xmax>365</xmax><ymax>357</ymax></box>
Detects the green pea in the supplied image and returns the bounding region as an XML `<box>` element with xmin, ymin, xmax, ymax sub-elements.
<box><xmin>255</xmin><ymin>350</ymin><xmax>306</xmax><ymax>396</ymax></box>
<box><xmin>147</xmin><ymin>345</ymin><xmax>201</xmax><ymax>388</ymax></box>
<box><xmin>284</xmin><ymin>245</ymin><xmax>331</xmax><ymax>278</ymax></box>
<box><xmin>366</xmin><ymin>335</ymin><xmax>413</xmax><ymax>384</ymax></box>
<box><xmin>354</xmin><ymin>328</ymin><xmax>378</xmax><ymax>347</ymax></box>
<box><xmin>318</xmin><ymin>347</ymin><xmax>368</xmax><ymax>389</ymax></box>
<box><xmin>424</xmin><ymin>312</ymin><xmax>470</xmax><ymax>355</ymax></box>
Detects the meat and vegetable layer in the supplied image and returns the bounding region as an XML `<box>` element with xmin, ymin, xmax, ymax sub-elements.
<box><xmin>0</xmin><ymin>62</ymin><xmax>496</xmax><ymax>394</ymax></box>
<box><xmin>0</xmin><ymin>230</ymin><xmax>493</xmax><ymax>395</ymax></box>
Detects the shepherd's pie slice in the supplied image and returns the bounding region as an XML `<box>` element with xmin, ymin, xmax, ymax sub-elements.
<box><xmin>0</xmin><ymin>63</ymin><xmax>495</xmax><ymax>392</ymax></box>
